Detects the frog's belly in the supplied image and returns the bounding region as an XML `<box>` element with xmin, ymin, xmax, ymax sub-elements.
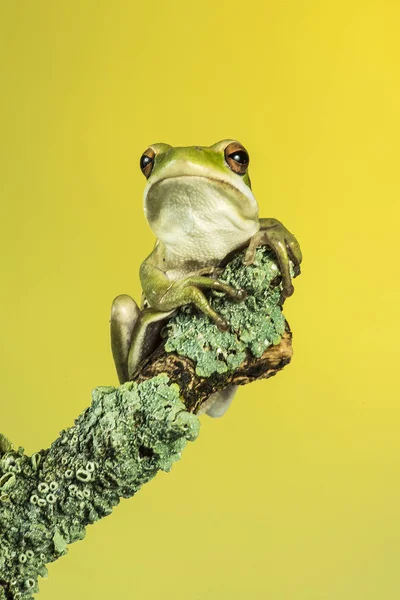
<box><xmin>163</xmin><ymin>220</ymin><xmax>259</xmax><ymax>280</ymax></box>
<box><xmin>145</xmin><ymin>175</ymin><xmax>259</xmax><ymax>277</ymax></box>
<box><xmin>163</xmin><ymin>230</ymin><xmax>251</xmax><ymax>279</ymax></box>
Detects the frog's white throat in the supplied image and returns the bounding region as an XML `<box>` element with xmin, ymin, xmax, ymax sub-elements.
<box><xmin>144</xmin><ymin>175</ymin><xmax>259</xmax><ymax>266</ymax></box>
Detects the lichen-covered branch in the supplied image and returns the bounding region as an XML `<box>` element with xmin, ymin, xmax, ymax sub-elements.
<box><xmin>0</xmin><ymin>247</ymin><xmax>298</xmax><ymax>600</ymax></box>
<box><xmin>0</xmin><ymin>379</ymin><xmax>199</xmax><ymax>600</ymax></box>
<box><xmin>135</xmin><ymin>247</ymin><xmax>295</xmax><ymax>411</ymax></box>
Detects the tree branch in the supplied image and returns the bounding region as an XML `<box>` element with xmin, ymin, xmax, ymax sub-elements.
<box><xmin>0</xmin><ymin>247</ymin><xmax>297</xmax><ymax>600</ymax></box>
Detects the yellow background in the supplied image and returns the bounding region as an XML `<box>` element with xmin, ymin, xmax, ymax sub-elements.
<box><xmin>1</xmin><ymin>1</ymin><xmax>399</xmax><ymax>598</ymax></box>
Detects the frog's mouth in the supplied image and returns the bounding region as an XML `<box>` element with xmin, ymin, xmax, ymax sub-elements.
<box><xmin>153</xmin><ymin>174</ymin><xmax>241</xmax><ymax>195</ymax></box>
<box><xmin>144</xmin><ymin>174</ymin><xmax>259</xmax><ymax>253</ymax></box>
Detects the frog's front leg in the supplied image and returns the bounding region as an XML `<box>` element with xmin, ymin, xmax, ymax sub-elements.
<box><xmin>114</xmin><ymin>248</ymin><xmax>247</xmax><ymax>382</ymax></box>
<box><xmin>124</xmin><ymin>270</ymin><xmax>246</xmax><ymax>381</ymax></box>
<box><xmin>140</xmin><ymin>257</ymin><xmax>247</xmax><ymax>334</ymax></box>
<box><xmin>243</xmin><ymin>218</ymin><xmax>302</xmax><ymax>297</ymax></box>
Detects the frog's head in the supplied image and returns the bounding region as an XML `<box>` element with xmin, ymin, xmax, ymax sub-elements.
<box><xmin>139</xmin><ymin>140</ymin><xmax>259</xmax><ymax>256</ymax></box>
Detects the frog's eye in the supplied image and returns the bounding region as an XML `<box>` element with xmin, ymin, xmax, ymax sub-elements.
<box><xmin>140</xmin><ymin>148</ymin><xmax>155</xmax><ymax>178</ymax></box>
<box><xmin>224</xmin><ymin>142</ymin><xmax>249</xmax><ymax>175</ymax></box>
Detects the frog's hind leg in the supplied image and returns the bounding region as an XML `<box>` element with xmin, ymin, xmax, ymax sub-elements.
<box><xmin>127</xmin><ymin>307</ymin><xmax>175</xmax><ymax>380</ymax></box>
<box><xmin>110</xmin><ymin>294</ymin><xmax>141</xmax><ymax>384</ymax></box>
<box><xmin>198</xmin><ymin>385</ymin><xmax>238</xmax><ymax>418</ymax></box>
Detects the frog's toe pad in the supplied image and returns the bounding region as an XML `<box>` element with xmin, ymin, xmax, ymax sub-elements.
<box><xmin>235</xmin><ymin>288</ymin><xmax>247</xmax><ymax>301</ymax></box>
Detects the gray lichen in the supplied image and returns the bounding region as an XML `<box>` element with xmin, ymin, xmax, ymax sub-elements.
<box><xmin>165</xmin><ymin>248</ymin><xmax>291</xmax><ymax>377</ymax></box>
<box><xmin>0</xmin><ymin>376</ymin><xmax>199</xmax><ymax>600</ymax></box>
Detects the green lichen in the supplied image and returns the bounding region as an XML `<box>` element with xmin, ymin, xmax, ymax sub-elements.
<box><xmin>165</xmin><ymin>247</ymin><xmax>291</xmax><ymax>377</ymax></box>
<box><xmin>0</xmin><ymin>435</ymin><xmax>11</xmax><ymax>457</ymax></box>
<box><xmin>0</xmin><ymin>375</ymin><xmax>199</xmax><ymax>600</ymax></box>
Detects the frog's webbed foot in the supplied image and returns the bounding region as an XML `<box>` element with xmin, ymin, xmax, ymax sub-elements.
<box><xmin>243</xmin><ymin>218</ymin><xmax>302</xmax><ymax>297</ymax></box>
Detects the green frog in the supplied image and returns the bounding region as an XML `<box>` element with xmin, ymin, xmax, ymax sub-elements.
<box><xmin>110</xmin><ymin>140</ymin><xmax>302</xmax><ymax>416</ymax></box>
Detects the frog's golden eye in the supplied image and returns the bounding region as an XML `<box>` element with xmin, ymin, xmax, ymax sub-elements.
<box><xmin>140</xmin><ymin>147</ymin><xmax>155</xmax><ymax>178</ymax></box>
<box><xmin>224</xmin><ymin>141</ymin><xmax>249</xmax><ymax>175</ymax></box>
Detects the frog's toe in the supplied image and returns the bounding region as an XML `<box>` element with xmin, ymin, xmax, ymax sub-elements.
<box><xmin>242</xmin><ymin>245</ymin><xmax>257</xmax><ymax>266</ymax></box>
<box><xmin>193</xmin><ymin>266</ymin><xmax>224</xmax><ymax>278</ymax></box>
<box><xmin>281</xmin><ymin>280</ymin><xmax>295</xmax><ymax>298</ymax></box>
<box><xmin>216</xmin><ymin>316</ymin><xmax>229</xmax><ymax>332</ymax></box>
<box><xmin>286</xmin><ymin>236</ymin><xmax>303</xmax><ymax>266</ymax></box>
<box><xmin>234</xmin><ymin>288</ymin><xmax>247</xmax><ymax>301</ymax></box>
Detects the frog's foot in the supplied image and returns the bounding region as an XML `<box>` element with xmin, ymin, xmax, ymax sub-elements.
<box><xmin>243</xmin><ymin>217</ymin><xmax>302</xmax><ymax>298</ymax></box>
<box><xmin>110</xmin><ymin>294</ymin><xmax>141</xmax><ymax>384</ymax></box>
<box><xmin>197</xmin><ymin>385</ymin><xmax>238</xmax><ymax>418</ymax></box>
<box><xmin>162</xmin><ymin>275</ymin><xmax>247</xmax><ymax>332</ymax></box>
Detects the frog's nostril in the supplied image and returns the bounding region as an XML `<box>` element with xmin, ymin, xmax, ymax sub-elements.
<box><xmin>195</xmin><ymin>146</ymin><xmax>203</xmax><ymax>151</ymax></box>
